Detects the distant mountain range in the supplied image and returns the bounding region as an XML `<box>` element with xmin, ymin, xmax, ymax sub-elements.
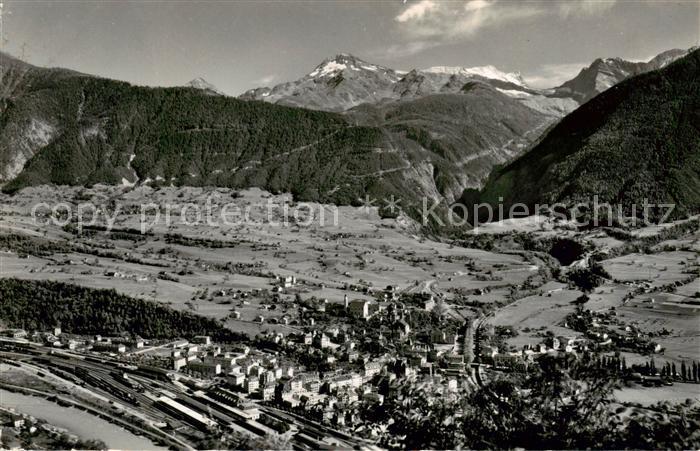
<box><xmin>240</xmin><ymin>54</ymin><xmax>405</xmax><ymax>112</ymax></box>
<box><xmin>470</xmin><ymin>48</ymin><xmax>700</xmax><ymax>221</ymax></box>
<box><xmin>240</xmin><ymin>53</ymin><xmax>576</xmax><ymax>117</ymax></box>
<box><xmin>239</xmin><ymin>49</ymin><xmax>696</xmax><ymax>117</ymax></box>
<box><xmin>0</xmin><ymin>46</ymin><xmax>697</xmax><ymax>224</ymax></box>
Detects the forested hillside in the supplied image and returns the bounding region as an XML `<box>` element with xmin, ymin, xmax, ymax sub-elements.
<box><xmin>0</xmin><ymin>54</ymin><xmax>451</xmax><ymax>215</ymax></box>
<box><xmin>348</xmin><ymin>84</ymin><xmax>550</xmax><ymax>200</ymax></box>
<box><xmin>0</xmin><ymin>60</ymin><xmax>373</xmax><ymax>201</ymax></box>
<box><xmin>0</xmin><ymin>51</ymin><xmax>550</xmax><ymax>220</ymax></box>
<box><xmin>0</xmin><ymin>278</ymin><xmax>246</xmax><ymax>342</ymax></box>
<box><xmin>470</xmin><ymin>49</ymin><xmax>700</xmax><ymax>222</ymax></box>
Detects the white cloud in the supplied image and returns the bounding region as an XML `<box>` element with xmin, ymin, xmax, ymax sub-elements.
<box><xmin>375</xmin><ymin>0</ymin><xmax>621</xmax><ymax>59</ymax></box>
<box><xmin>391</xmin><ymin>0</ymin><xmax>619</xmax><ymax>46</ymax></box>
<box><xmin>253</xmin><ymin>74</ymin><xmax>276</xmax><ymax>86</ymax></box>
<box><xmin>523</xmin><ymin>62</ymin><xmax>587</xmax><ymax>88</ymax></box>
<box><xmin>452</xmin><ymin>3</ymin><xmax>543</xmax><ymax>37</ymax></box>
<box><xmin>393</xmin><ymin>0</ymin><xmax>545</xmax><ymax>39</ymax></box>
<box><xmin>395</xmin><ymin>0</ymin><xmax>437</xmax><ymax>23</ymax></box>
<box><xmin>463</xmin><ymin>0</ymin><xmax>491</xmax><ymax>12</ymax></box>
<box><xmin>559</xmin><ymin>0</ymin><xmax>617</xmax><ymax>18</ymax></box>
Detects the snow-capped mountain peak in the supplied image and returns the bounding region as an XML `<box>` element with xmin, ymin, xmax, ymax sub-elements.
<box><xmin>185</xmin><ymin>77</ymin><xmax>224</xmax><ymax>95</ymax></box>
<box><xmin>422</xmin><ymin>65</ymin><xmax>527</xmax><ymax>87</ymax></box>
<box><xmin>308</xmin><ymin>54</ymin><xmax>393</xmax><ymax>78</ymax></box>
<box><xmin>240</xmin><ymin>47</ymin><xmax>695</xmax><ymax>115</ymax></box>
<box><xmin>309</xmin><ymin>60</ymin><xmax>350</xmax><ymax>77</ymax></box>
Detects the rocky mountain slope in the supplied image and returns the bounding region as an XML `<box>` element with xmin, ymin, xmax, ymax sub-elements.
<box><xmin>0</xmin><ymin>53</ymin><xmax>82</xmax><ymax>183</ymax></box>
<box><xmin>1</xmin><ymin>47</ymin><xmax>695</xmax><ymax>224</ymax></box>
<box><xmin>470</xmin><ymin>48</ymin><xmax>700</xmax><ymax>222</ymax></box>
<box><xmin>0</xmin><ymin>51</ymin><xmax>547</xmax><ymax>221</ymax></box>
<box><xmin>347</xmin><ymin>82</ymin><xmax>549</xmax><ymax>200</ymax></box>
<box><xmin>550</xmin><ymin>47</ymin><xmax>697</xmax><ymax>104</ymax></box>
<box><xmin>240</xmin><ymin>49</ymin><xmax>694</xmax><ymax>118</ymax></box>
<box><xmin>241</xmin><ymin>53</ymin><xmax>576</xmax><ymax>117</ymax></box>
<box><xmin>240</xmin><ymin>54</ymin><xmax>405</xmax><ymax>112</ymax></box>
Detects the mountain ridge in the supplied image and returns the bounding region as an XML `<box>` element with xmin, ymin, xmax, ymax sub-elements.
<box><xmin>469</xmin><ymin>48</ymin><xmax>700</xmax><ymax>222</ymax></box>
<box><xmin>239</xmin><ymin>48</ymin><xmax>695</xmax><ymax>115</ymax></box>
<box><xmin>1</xmin><ymin>47</ymin><xmax>697</xmax><ymax>225</ymax></box>
<box><xmin>422</xmin><ymin>65</ymin><xmax>527</xmax><ymax>87</ymax></box>
<box><xmin>0</xmin><ymin>50</ymin><xmax>548</xmax><ymax>222</ymax></box>
<box><xmin>551</xmin><ymin>47</ymin><xmax>697</xmax><ymax>103</ymax></box>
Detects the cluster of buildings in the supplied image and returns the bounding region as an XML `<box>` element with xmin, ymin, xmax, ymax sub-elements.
<box><xmin>564</xmin><ymin>308</ymin><xmax>664</xmax><ymax>354</ymax></box>
<box><xmin>0</xmin><ymin>409</ymin><xmax>92</xmax><ymax>449</ymax></box>
<box><xmin>139</xmin><ymin>302</ymin><xmax>472</xmax><ymax>430</ymax></box>
<box><xmin>480</xmin><ymin>337</ymin><xmax>572</xmax><ymax>371</ymax></box>
<box><xmin>0</xmin><ymin>327</ymin><xmax>146</xmax><ymax>354</ymax></box>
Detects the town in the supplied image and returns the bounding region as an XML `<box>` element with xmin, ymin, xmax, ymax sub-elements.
<box><xmin>2</xmin><ymin>264</ymin><xmax>699</xmax><ymax>449</ymax></box>
<box><xmin>1</xmin><ymin>185</ymin><xmax>699</xmax><ymax>449</ymax></box>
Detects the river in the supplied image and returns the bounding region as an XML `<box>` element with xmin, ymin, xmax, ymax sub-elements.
<box><xmin>0</xmin><ymin>389</ymin><xmax>166</xmax><ymax>450</ymax></box>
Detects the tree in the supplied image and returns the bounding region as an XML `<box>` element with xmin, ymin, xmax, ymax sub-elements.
<box><xmin>574</xmin><ymin>294</ymin><xmax>590</xmax><ymax>305</ymax></box>
<box><xmin>238</xmin><ymin>433</ymin><xmax>292</xmax><ymax>450</ymax></box>
<box><xmin>566</xmin><ymin>264</ymin><xmax>609</xmax><ymax>292</ymax></box>
<box><xmin>359</xmin><ymin>355</ymin><xmax>700</xmax><ymax>449</ymax></box>
<box><xmin>431</xmin><ymin>298</ymin><xmax>448</xmax><ymax>322</ymax></box>
<box><xmin>359</xmin><ymin>377</ymin><xmax>467</xmax><ymax>449</ymax></box>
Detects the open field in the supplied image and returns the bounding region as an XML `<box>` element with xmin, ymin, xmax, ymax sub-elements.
<box><xmin>0</xmin><ymin>186</ymin><xmax>535</xmax><ymax>337</ymax></box>
<box><xmin>585</xmin><ymin>282</ymin><xmax>635</xmax><ymax>311</ymax></box>
<box><xmin>1</xmin><ymin>184</ymin><xmax>699</xmax><ymax>400</ymax></box>
<box><xmin>487</xmin><ymin>281</ymin><xmax>584</xmax><ymax>349</ymax></box>
<box><xmin>616</xmin><ymin>302</ymin><xmax>700</xmax><ymax>362</ymax></box>
<box><xmin>601</xmin><ymin>251</ymin><xmax>698</xmax><ymax>288</ymax></box>
<box><xmin>675</xmin><ymin>277</ymin><xmax>700</xmax><ymax>297</ymax></box>
<box><xmin>615</xmin><ymin>383</ymin><xmax>700</xmax><ymax>405</ymax></box>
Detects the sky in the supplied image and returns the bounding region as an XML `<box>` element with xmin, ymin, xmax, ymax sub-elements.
<box><xmin>0</xmin><ymin>0</ymin><xmax>698</xmax><ymax>95</ymax></box>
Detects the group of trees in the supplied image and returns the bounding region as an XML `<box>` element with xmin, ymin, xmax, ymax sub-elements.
<box><xmin>601</xmin><ymin>217</ymin><xmax>700</xmax><ymax>257</ymax></box>
<box><xmin>358</xmin><ymin>355</ymin><xmax>700</xmax><ymax>449</ymax></box>
<box><xmin>0</xmin><ymin>278</ymin><xmax>246</xmax><ymax>342</ymax></box>
<box><xmin>0</xmin><ymin>233</ymin><xmax>73</xmax><ymax>258</ymax></box>
<box><xmin>658</xmin><ymin>360</ymin><xmax>700</xmax><ymax>382</ymax></box>
<box><xmin>566</xmin><ymin>262</ymin><xmax>611</xmax><ymax>292</ymax></box>
<box><xmin>0</xmin><ymin>425</ymin><xmax>107</xmax><ymax>451</ymax></box>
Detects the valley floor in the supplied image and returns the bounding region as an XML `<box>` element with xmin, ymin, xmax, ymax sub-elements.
<box><xmin>0</xmin><ymin>184</ymin><xmax>699</xmax><ymax>448</ymax></box>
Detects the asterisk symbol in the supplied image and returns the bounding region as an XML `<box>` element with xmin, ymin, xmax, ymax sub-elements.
<box><xmin>384</xmin><ymin>195</ymin><xmax>402</xmax><ymax>213</ymax></box>
<box><xmin>358</xmin><ymin>194</ymin><xmax>377</xmax><ymax>214</ymax></box>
